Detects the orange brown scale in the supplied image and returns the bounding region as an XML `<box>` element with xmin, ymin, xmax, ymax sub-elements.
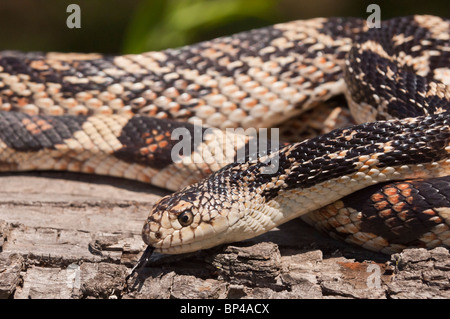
<box><xmin>25</xmin><ymin>124</ymin><xmax>41</xmax><ymax>135</ymax></box>
<box><xmin>422</xmin><ymin>209</ymin><xmax>437</xmax><ymax>216</ymax></box>
<box><xmin>373</xmin><ymin>200</ymin><xmax>389</xmax><ymax>211</ymax></box>
<box><xmin>148</xmin><ymin>144</ymin><xmax>158</xmax><ymax>153</ymax></box>
<box><xmin>378</xmin><ymin>209</ymin><xmax>395</xmax><ymax>219</ymax></box>
<box><xmin>386</xmin><ymin>193</ymin><xmax>401</xmax><ymax>205</ymax></box>
<box><xmin>155</xmin><ymin>134</ymin><xmax>164</xmax><ymax>142</ymax></box>
<box><xmin>158</xmin><ymin>141</ymin><xmax>169</xmax><ymax>148</ymax></box>
<box><xmin>383</xmin><ymin>186</ymin><xmax>398</xmax><ymax>196</ymax></box>
<box><xmin>29</xmin><ymin>60</ymin><xmax>49</xmax><ymax>71</ymax></box>
<box><xmin>396</xmin><ymin>211</ymin><xmax>409</xmax><ymax>221</ymax></box>
<box><xmin>370</xmin><ymin>192</ymin><xmax>384</xmax><ymax>202</ymax></box>
<box><xmin>400</xmin><ymin>187</ymin><xmax>412</xmax><ymax>197</ymax></box>
<box><xmin>36</xmin><ymin>119</ymin><xmax>53</xmax><ymax>131</ymax></box>
<box><xmin>16</xmin><ymin>97</ymin><xmax>28</xmax><ymax>107</ymax></box>
<box><xmin>392</xmin><ymin>202</ymin><xmax>407</xmax><ymax>213</ymax></box>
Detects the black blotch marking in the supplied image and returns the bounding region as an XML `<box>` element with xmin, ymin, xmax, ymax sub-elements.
<box><xmin>340</xmin><ymin>175</ymin><xmax>450</xmax><ymax>245</ymax></box>
<box><xmin>345</xmin><ymin>16</ymin><xmax>450</xmax><ymax>117</ymax></box>
<box><xmin>114</xmin><ymin>116</ymin><xmax>207</xmax><ymax>170</ymax></box>
<box><xmin>318</xmin><ymin>17</ymin><xmax>366</xmax><ymax>41</ymax></box>
<box><xmin>0</xmin><ymin>111</ymin><xmax>87</xmax><ymax>151</ymax></box>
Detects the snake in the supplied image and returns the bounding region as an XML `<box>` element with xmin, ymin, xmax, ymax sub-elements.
<box><xmin>0</xmin><ymin>16</ymin><xmax>449</xmax><ymax>264</ymax></box>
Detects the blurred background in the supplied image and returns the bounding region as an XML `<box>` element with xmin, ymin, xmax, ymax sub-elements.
<box><xmin>0</xmin><ymin>0</ymin><xmax>447</xmax><ymax>54</ymax></box>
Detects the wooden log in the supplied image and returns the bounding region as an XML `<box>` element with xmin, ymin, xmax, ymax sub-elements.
<box><xmin>0</xmin><ymin>172</ymin><xmax>448</xmax><ymax>299</ymax></box>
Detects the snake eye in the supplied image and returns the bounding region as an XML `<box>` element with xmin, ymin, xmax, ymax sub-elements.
<box><xmin>177</xmin><ymin>210</ymin><xmax>194</xmax><ymax>227</ymax></box>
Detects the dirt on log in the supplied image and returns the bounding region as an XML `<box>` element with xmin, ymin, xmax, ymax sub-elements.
<box><xmin>0</xmin><ymin>172</ymin><xmax>449</xmax><ymax>299</ymax></box>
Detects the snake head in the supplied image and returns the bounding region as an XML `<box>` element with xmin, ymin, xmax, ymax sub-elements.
<box><xmin>141</xmin><ymin>169</ymin><xmax>273</xmax><ymax>254</ymax></box>
<box><xmin>141</xmin><ymin>150</ymin><xmax>290</xmax><ymax>254</ymax></box>
<box><xmin>142</xmin><ymin>182</ymin><xmax>233</xmax><ymax>254</ymax></box>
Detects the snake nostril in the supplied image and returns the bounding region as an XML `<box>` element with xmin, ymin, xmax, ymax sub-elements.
<box><xmin>142</xmin><ymin>223</ymin><xmax>162</xmax><ymax>245</ymax></box>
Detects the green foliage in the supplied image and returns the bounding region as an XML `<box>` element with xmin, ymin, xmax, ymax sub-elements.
<box><xmin>123</xmin><ymin>0</ymin><xmax>279</xmax><ymax>53</ymax></box>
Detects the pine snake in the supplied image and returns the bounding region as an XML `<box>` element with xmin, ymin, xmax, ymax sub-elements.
<box><xmin>0</xmin><ymin>16</ymin><xmax>449</xmax><ymax>263</ymax></box>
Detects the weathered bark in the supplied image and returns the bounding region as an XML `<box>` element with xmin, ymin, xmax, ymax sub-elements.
<box><xmin>0</xmin><ymin>172</ymin><xmax>449</xmax><ymax>299</ymax></box>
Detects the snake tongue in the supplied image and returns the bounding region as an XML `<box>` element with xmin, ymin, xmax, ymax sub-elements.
<box><xmin>127</xmin><ymin>246</ymin><xmax>154</xmax><ymax>278</ymax></box>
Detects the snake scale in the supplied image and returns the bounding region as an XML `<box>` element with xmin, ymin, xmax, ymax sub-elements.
<box><xmin>0</xmin><ymin>16</ymin><xmax>449</xmax><ymax>261</ymax></box>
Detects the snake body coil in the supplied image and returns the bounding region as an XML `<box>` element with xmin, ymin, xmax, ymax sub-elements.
<box><xmin>0</xmin><ymin>15</ymin><xmax>449</xmax><ymax>256</ymax></box>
